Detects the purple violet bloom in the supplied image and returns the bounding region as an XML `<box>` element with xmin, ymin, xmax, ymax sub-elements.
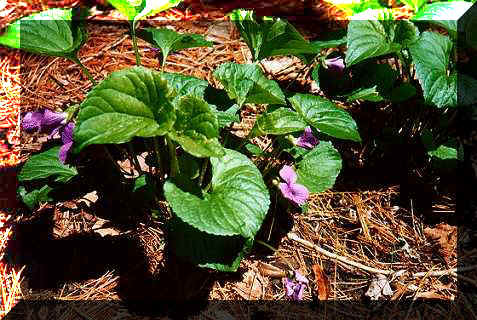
<box><xmin>296</xmin><ymin>127</ymin><xmax>319</xmax><ymax>149</ymax></box>
<box><xmin>22</xmin><ymin>109</ymin><xmax>74</xmax><ymax>164</ymax></box>
<box><xmin>278</xmin><ymin>165</ymin><xmax>309</xmax><ymax>206</ymax></box>
<box><xmin>325</xmin><ymin>56</ymin><xmax>345</xmax><ymax>73</ymax></box>
<box><xmin>282</xmin><ymin>270</ymin><xmax>309</xmax><ymax>301</ymax></box>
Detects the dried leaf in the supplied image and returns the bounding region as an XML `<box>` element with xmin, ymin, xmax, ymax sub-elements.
<box><xmin>257</xmin><ymin>262</ymin><xmax>286</xmax><ymax>278</ymax></box>
<box><xmin>424</xmin><ymin>223</ymin><xmax>457</xmax><ymax>264</ymax></box>
<box><xmin>235</xmin><ymin>268</ymin><xmax>265</xmax><ymax>300</ymax></box>
<box><xmin>365</xmin><ymin>274</ymin><xmax>393</xmax><ymax>300</ymax></box>
<box><xmin>312</xmin><ymin>264</ymin><xmax>330</xmax><ymax>300</ymax></box>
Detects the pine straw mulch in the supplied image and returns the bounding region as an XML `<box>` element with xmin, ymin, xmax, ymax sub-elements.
<box><xmin>2</xmin><ymin>1</ymin><xmax>477</xmax><ymax>319</ymax></box>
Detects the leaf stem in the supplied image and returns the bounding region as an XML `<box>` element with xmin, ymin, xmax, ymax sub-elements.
<box><xmin>256</xmin><ymin>239</ymin><xmax>278</xmax><ymax>252</ymax></box>
<box><xmin>103</xmin><ymin>146</ymin><xmax>130</xmax><ymax>178</ymax></box>
<box><xmin>198</xmin><ymin>159</ymin><xmax>208</xmax><ymax>187</ymax></box>
<box><xmin>152</xmin><ymin>137</ymin><xmax>163</xmax><ymax>177</ymax></box>
<box><xmin>130</xmin><ymin>21</ymin><xmax>141</xmax><ymax>66</ymax></box>
<box><xmin>69</xmin><ymin>56</ymin><xmax>97</xmax><ymax>86</ymax></box>
<box><xmin>166</xmin><ymin>136</ymin><xmax>179</xmax><ymax>178</ymax></box>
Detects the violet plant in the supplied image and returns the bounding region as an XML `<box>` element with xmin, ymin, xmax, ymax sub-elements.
<box><xmin>15</xmin><ymin>8</ymin><xmax>365</xmax><ymax>272</ymax></box>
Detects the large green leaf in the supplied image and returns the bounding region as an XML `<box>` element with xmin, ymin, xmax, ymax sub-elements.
<box><xmin>137</xmin><ymin>27</ymin><xmax>212</xmax><ymax>67</ymax></box>
<box><xmin>74</xmin><ymin>66</ymin><xmax>177</xmax><ymax>152</ymax></box>
<box><xmin>345</xmin><ymin>20</ymin><xmax>404</xmax><ymax>67</ymax></box>
<box><xmin>164</xmin><ymin>149</ymin><xmax>270</xmax><ymax>238</ymax></box>
<box><xmin>229</xmin><ymin>10</ymin><xmax>317</xmax><ymax>63</ymax></box>
<box><xmin>250</xmin><ymin>107</ymin><xmax>306</xmax><ymax>138</ymax></box>
<box><xmin>0</xmin><ymin>8</ymin><xmax>87</xmax><ymax>57</ymax></box>
<box><xmin>168</xmin><ymin>96</ymin><xmax>224</xmax><ymax>158</ymax></box>
<box><xmin>296</xmin><ymin>141</ymin><xmax>342</xmax><ymax>193</ymax></box>
<box><xmin>409</xmin><ymin>32</ymin><xmax>457</xmax><ymax>108</ymax></box>
<box><xmin>412</xmin><ymin>2</ymin><xmax>472</xmax><ymax>34</ymax></box>
<box><xmin>214</xmin><ymin>63</ymin><xmax>286</xmax><ymax>107</ymax></box>
<box><xmin>168</xmin><ymin>218</ymin><xmax>252</xmax><ymax>272</ymax></box>
<box><xmin>18</xmin><ymin>147</ymin><xmax>78</xmax><ymax>183</ymax></box>
<box><xmin>289</xmin><ymin>93</ymin><xmax>361</xmax><ymax>142</ymax></box>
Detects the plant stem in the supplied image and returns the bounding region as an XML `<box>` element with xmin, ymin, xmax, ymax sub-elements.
<box><xmin>166</xmin><ymin>136</ymin><xmax>179</xmax><ymax>177</ymax></box>
<box><xmin>130</xmin><ymin>21</ymin><xmax>141</xmax><ymax>66</ymax></box>
<box><xmin>256</xmin><ymin>239</ymin><xmax>278</xmax><ymax>252</ymax></box>
<box><xmin>70</xmin><ymin>56</ymin><xmax>97</xmax><ymax>86</ymax></box>
<box><xmin>198</xmin><ymin>159</ymin><xmax>208</xmax><ymax>187</ymax></box>
<box><xmin>152</xmin><ymin>137</ymin><xmax>162</xmax><ymax>177</ymax></box>
<box><xmin>103</xmin><ymin>146</ymin><xmax>130</xmax><ymax>178</ymax></box>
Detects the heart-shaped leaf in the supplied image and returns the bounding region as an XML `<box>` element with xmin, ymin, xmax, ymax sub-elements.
<box><xmin>168</xmin><ymin>217</ymin><xmax>253</xmax><ymax>271</ymax></box>
<box><xmin>168</xmin><ymin>96</ymin><xmax>224</xmax><ymax>158</ymax></box>
<box><xmin>74</xmin><ymin>67</ymin><xmax>177</xmax><ymax>152</ymax></box>
<box><xmin>164</xmin><ymin>148</ymin><xmax>270</xmax><ymax>238</ymax></box>
<box><xmin>214</xmin><ymin>63</ymin><xmax>286</xmax><ymax>107</ymax></box>
<box><xmin>409</xmin><ymin>32</ymin><xmax>457</xmax><ymax>108</ymax></box>
<box><xmin>0</xmin><ymin>8</ymin><xmax>87</xmax><ymax>58</ymax></box>
<box><xmin>18</xmin><ymin>146</ymin><xmax>78</xmax><ymax>183</ymax></box>
<box><xmin>250</xmin><ymin>107</ymin><xmax>306</xmax><ymax>138</ymax></box>
<box><xmin>230</xmin><ymin>10</ymin><xmax>317</xmax><ymax>63</ymax></box>
<box><xmin>289</xmin><ymin>93</ymin><xmax>361</xmax><ymax>142</ymax></box>
<box><xmin>345</xmin><ymin>19</ymin><xmax>403</xmax><ymax>67</ymax></box>
<box><xmin>412</xmin><ymin>2</ymin><xmax>472</xmax><ymax>35</ymax></box>
<box><xmin>137</xmin><ymin>27</ymin><xmax>212</xmax><ymax>66</ymax></box>
<box><xmin>296</xmin><ymin>141</ymin><xmax>342</xmax><ymax>193</ymax></box>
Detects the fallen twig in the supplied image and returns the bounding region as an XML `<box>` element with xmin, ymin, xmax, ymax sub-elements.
<box><xmin>287</xmin><ymin>232</ymin><xmax>477</xmax><ymax>280</ymax></box>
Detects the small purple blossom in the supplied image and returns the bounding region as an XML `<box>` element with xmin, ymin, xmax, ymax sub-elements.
<box><xmin>325</xmin><ymin>56</ymin><xmax>345</xmax><ymax>73</ymax></box>
<box><xmin>296</xmin><ymin>127</ymin><xmax>319</xmax><ymax>149</ymax></box>
<box><xmin>283</xmin><ymin>270</ymin><xmax>309</xmax><ymax>301</ymax></box>
<box><xmin>278</xmin><ymin>165</ymin><xmax>309</xmax><ymax>206</ymax></box>
<box><xmin>22</xmin><ymin>109</ymin><xmax>74</xmax><ymax>164</ymax></box>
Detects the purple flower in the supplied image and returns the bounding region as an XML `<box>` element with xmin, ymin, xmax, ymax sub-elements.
<box><xmin>282</xmin><ymin>270</ymin><xmax>309</xmax><ymax>301</ymax></box>
<box><xmin>325</xmin><ymin>56</ymin><xmax>345</xmax><ymax>73</ymax></box>
<box><xmin>22</xmin><ymin>109</ymin><xmax>74</xmax><ymax>164</ymax></box>
<box><xmin>278</xmin><ymin>165</ymin><xmax>309</xmax><ymax>206</ymax></box>
<box><xmin>296</xmin><ymin>127</ymin><xmax>319</xmax><ymax>149</ymax></box>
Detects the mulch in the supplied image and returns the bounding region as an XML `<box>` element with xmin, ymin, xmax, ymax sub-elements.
<box><xmin>0</xmin><ymin>0</ymin><xmax>472</xmax><ymax>319</ymax></box>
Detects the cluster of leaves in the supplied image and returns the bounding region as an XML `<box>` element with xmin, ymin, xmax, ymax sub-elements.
<box><xmin>2</xmin><ymin>0</ymin><xmax>474</xmax><ymax>271</ymax></box>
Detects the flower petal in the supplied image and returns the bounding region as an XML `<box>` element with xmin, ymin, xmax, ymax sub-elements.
<box><xmin>325</xmin><ymin>56</ymin><xmax>345</xmax><ymax>73</ymax></box>
<box><xmin>22</xmin><ymin>111</ymin><xmax>44</xmax><ymax>131</ymax></box>
<box><xmin>58</xmin><ymin>141</ymin><xmax>73</xmax><ymax>164</ymax></box>
<box><xmin>279</xmin><ymin>165</ymin><xmax>297</xmax><ymax>184</ymax></box>
<box><xmin>279</xmin><ymin>182</ymin><xmax>294</xmax><ymax>201</ymax></box>
<box><xmin>296</xmin><ymin>127</ymin><xmax>319</xmax><ymax>149</ymax></box>
<box><xmin>290</xmin><ymin>183</ymin><xmax>309</xmax><ymax>206</ymax></box>
<box><xmin>42</xmin><ymin>110</ymin><xmax>67</xmax><ymax>128</ymax></box>
<box><xmin>61</xmin><ymin>122</ymin><xmax>75</xmax><ymax>144</ymax></box>
<box><xmin>294</xmin><ymin>270</ymin><xmax>309</xmax><ymax>284</ymax></box>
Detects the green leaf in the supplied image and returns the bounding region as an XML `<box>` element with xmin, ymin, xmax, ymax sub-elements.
<box><xmin>332</xmin><ymin>0</ymin><xmax>385</xmax><ymax>17</ymax></box>
<box><xmin>168</xmin><ymin>96</ymin><xmax>224</xmax><ymax>158</ymax></box>
<box><xmin>18</xmin><ymin>147</ymin><xmax>78</xmax><ymax>183</ymax></box>
<box><xmin>229</xmin><ymin>10</ymin><xmax>317</xmax><ymax>62</ymax></box>
<box><xmin>168</xmin><ymin>218</ymin><xmax>252</xmax><ymax>272</ymax></box>
<box><xmin>412</xmin><ymin>2</ymin><xmax>472</xmax><ymax>34</ymax></box>
<box><xmin>18</xmin><ymin>185</ymin><xmax>53</xmax><ymax>210</ymax></box>
<box><xmin>74</xmin><ymin>66</ymin><xmax>177</xmax><ymax>152</ymax></box>
<box><xmin>346</xmin><ymin>86</ymin><xmax>384</xmax><ymax>102</ymax></box>
<box><xmin>161</xmin><ymin>72</ymin><xmax>208</xmax><ymax>100</ymax></box>
<box><xmin>245</xmin><ymin>143</ymin><xmax>265</xmax><ymax>156</ymax></box>
<box><xmin>211</xmin><ymin>104</ymin><xmax>240</xmax><ymax>129</ymax></box>
<box><xmin>428</xmin><ymin>143</ymin><xmax>459</xmax><ymax>161</ymax></box>
<box><xmin>296</xmin><ymin>141</ymin><xmax>342</xmax><ymax>193</ymax></box>
<box><xmin>214</xmin><ymin>63</ymin><xmax>286</xmax><ymax>107</ymax></box>
<box><xmin>107</xmin><ymin>0</ymin><xmax>182</xmax><ymax>21</ymax></box>
<box><xmin>164</xmin><ymin>148</ymin><xmax>270</xmax><ymax>238</ymax></box>
<box><xmin>345</xmin><ymin>20</ymin><xmax>402</xmax><ymax>67</ymax></box>
<box><xmin>389</xmin><ymin>82</ymin><xmax>417</xmax><ymax>102</ymax></box>
<box><xmin>310</xmin><ymin>31</ymin><xmax>347</xmax><ymax>51</ymax></box>
<box><xmin>289</xmin><ymin>93</ymin><xmax>361</xmax><ymax>142</ymax></box>
<box><xmin>409</xmin><ymin>32</ymin><xmax>457</xmax><ymax>108</ymax></box>
<box><xmin>250</xmin><ymin>107</ymin><xmax>306</xmax><ymax>138</ymax></box>
<box><xmin>133</xmin><ymin>174</ymin><xmax>148</xmax><ymax>192</ymax></box>
<box><xmin>0</xmin><ymin>8</ymin><xmax>87</xmax><ymax>57</ymax></box>
<box><xmin>137</xmin><ymin>27</ymin><xmax>212</xmax><ymax>66</ymax></box>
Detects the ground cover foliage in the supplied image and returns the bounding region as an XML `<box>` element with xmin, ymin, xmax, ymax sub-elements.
<box><xmin>0</xmin><ymin>0</ymin><xmax>476</xmax><ymax>318</ymax></box>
